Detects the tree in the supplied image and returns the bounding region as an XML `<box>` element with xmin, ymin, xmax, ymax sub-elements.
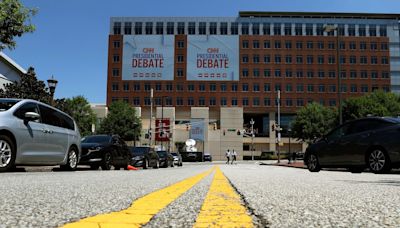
<box><xmin>98</xmin><ymin>101</ymin><xmax>141</xmax><ymax>141</ymax></box>
<box><xmin>291</xmin><ymin>102</ymin><xmax>338</xmax><ymax>143</ymax></box>
<box><xmin>342</xmin><ymin>91</ymin><xmax>400</xmax><ymax>121</ymax></box>
<box><xmin>0</xmin><ymin>0</ymin><xmax>37</xmax><ymax>50</ymax></box>
<box><xmin>59</xmin><ymin>96</ymin><xmax>96</xmax><ymax>136</ymax></box>
<box><xmin>0</xmin><ymin>66</ymin><xmax>52</xmax><ymax>103</ymax></box>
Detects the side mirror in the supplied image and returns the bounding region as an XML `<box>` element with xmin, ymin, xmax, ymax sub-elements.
<box><xmin>24</xmin><ymin>112</ymin><xmax>40</xmax><ymax>121</ymax></box>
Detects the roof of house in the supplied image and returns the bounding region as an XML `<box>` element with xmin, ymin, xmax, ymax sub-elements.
<box><xmin>0</xmin><ymin>52</ymin><xmax>27</xmax><ymax>75</ymax></box>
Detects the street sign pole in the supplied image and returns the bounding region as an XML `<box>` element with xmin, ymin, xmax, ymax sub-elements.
<box><xmin>277</xmin><ymin>90</ymin><xmax>281</xmax><ymax>164</ymax></box>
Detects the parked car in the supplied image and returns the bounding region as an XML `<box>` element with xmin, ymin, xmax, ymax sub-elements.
<box><xmin>203</xmin><ymin>153</ymin><xmax>212</xmax><ymax>162</ymax></box>
<box><xmin>304</xmin><ymin>117</ymin><xmax>400</xmax><ymax>173</ymax></box>
<box><xmin>157</xmin><ymin>150</ymin><xmax>174</xmax><ymax>168</ymax></box>
<box><xmin>171</xmin><ymin>152</ymin><xmax>183</xmax><ymax>166</ymax></box>
<box><xmin>0</xmin><ymin>98</ymin><xmax>81</xmax><ymax>172</ymax></box>
<box><xmin>80</xmin><ymin>135</ymin><xmax>130</xmax><ymax>170</ymax></box>
<box><xmin>130</xmin><ymin>146</ymin><xmax>159</xmax><ymax>169</ymax></box>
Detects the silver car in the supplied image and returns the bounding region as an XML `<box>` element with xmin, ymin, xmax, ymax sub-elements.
<box><xmin>0</xmin><ymin>98</ymin><xmax>81</xmax><ymax>172</ymax></box>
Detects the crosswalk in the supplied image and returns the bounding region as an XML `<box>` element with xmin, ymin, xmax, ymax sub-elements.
<box><xmin>62</xmin><ymin>166</ymin><xmax>255</xmax><ymax>228</ymax></box>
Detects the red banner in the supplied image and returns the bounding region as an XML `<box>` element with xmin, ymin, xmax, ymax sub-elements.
<box><xmin>155</xmin><ymin>119</ymin><xmax>170</xmax><ymax>141</ymax></box>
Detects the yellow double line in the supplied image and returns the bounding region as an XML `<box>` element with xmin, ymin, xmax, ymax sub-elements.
<box><xmin>63</xmin><ymin>166</ymin><xmax>254</xmax><ymax>228</ymax></box>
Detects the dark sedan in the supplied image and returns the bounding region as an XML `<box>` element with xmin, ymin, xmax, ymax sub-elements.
<box><xmin>157</xmin><ymin>150</ymin><xmax>174</xmax><ymax>168</ymax></box>
<box><xmin>130</xmin><ymin>146</ymin><xmax>159</xmax><ymax>169</ymax></box>
<box><xmin>305</xmin><ymin>117</ymin><xmax>400</xmax><ymax>173</ymax></box>
<box><xmin>80</xmin><ymin>135</ymin><xmax>131</xmax><ymax>170</ymax></box>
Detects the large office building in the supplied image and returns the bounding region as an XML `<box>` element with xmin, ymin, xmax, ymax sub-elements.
<box><xmin>107</xmin><ymin>12</ymin><xmax>400</xmax><ymax>160</ymax></box>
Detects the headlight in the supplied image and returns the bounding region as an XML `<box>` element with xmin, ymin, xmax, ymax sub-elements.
<box><xmin>88</xmin><ymin>146</ymin><xmax>102</xmax><ymax>153</ymax></box>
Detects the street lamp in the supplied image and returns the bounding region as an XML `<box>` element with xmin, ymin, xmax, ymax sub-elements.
<box><xmin>250</xmin><ymin>118</ymin><xmax>255</xmax><ymax>161</ymax></box>
<box><xmin>324</xmin><ymin>25</ymin><xmax>342</xmax><ymax>125</ymax></box>
<box><xmin>288</xmin><ymin>128</ymin><xmax>292</xmax><ymax>164</ymax></box>
<box><xmin>47</xmin><ymin>75</ymin><xmax>58</xmax><ymax>105</ymax></box>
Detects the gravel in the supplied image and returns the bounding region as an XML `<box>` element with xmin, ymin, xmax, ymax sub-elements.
<box><xmin>220</xmin><ymin>164</ymin><xmax>400</xmax><ymax>228</ymax></box>
<box><xmin>0</xmin><ymin>164</ymin><xmax>211</xmax><ymax>228</ymax></box>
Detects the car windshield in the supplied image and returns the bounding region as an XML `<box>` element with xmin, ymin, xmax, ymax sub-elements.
<box><xmin>131</xmin><ymin>147</ymin><xmax>149</xmax><ymax>156</ymax></box>
<box><xmin>81</xmin><ymin>135</ymin><xmax>111</xmax><ymax>144</ymax></box>
<box><xmin>157</xmin><ymin>151</ymin><xmax>167</xmax><ymax>157</ymax></box>
<box><xmin>171</xmin><ymin>153</ymin><xmax>178</xmax><ymax>156</ymax></box>
<box><xmin>0</xmin><ymin>99</ymin><xmax>19</xmax><ymax>112</ymax></box>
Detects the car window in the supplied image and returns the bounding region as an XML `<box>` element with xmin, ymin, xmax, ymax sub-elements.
<box><xmin>14</xmin><ymin>102</ymin><xmax>40</xmax><ymax>122</ymax></box>
<box><xmin>0</xmin><ymin>99</ymin><xmax>19</xmax><ymax>112</ymax></box>
<box><xmin>347</xmin><ymin>120</ymin><xmax>370</xmax><ymax>135</ymax></box>
<box><xmin>38</xmin><ymin>104</ymin><xmax>63</xmax><ymax>127</ymax></box>
<box><xmin>58</xmin><ymin>112</ymin><xmax>75</xmax><ymax>130</ymax></box>
<box><xmin>82</xmin><ymin>135</ymin><xmax>111</xmax><ymax>143</ymax></box>
<box><xmin>326</xmin><ymin>123</ymin><xmax>350</xmax><ymax>141</ymax></box>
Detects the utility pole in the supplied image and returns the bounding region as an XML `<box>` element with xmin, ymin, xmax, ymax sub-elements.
<box><xmin>161</xmin><ymin>96</ymin><xmax>164</xmax><ymax>150</ymax></box>
<box><xmin>149</xmin><ymin>89</ymin><xmax>153</xmax><ymax>146</ymax></box>
<box><xmin>250</xmin><ymin>118</ymin><xmax>255</xmax><ymax>161</ymax></box>
<box><xmin>277</xmin><ymin>90</ymin><xmax>281</xmax><ymax>164</ymax></box>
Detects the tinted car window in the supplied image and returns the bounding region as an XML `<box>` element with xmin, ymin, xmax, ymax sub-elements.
<box><xmin>38</xmin><ymin>104</ymin><xmax>63</xmax><ymax>127</ymax></box>
<box><xmin>326</xmin><ymin>123</ymin><xmax>350</xmax><ymax>141</ymax></box>
<box><xmin>82</xmin><ymin>135</ymin><xmax>111</xmax><ymax>143</ymax></box>
<box><xmin>14</xmin><ymin>102</ymin><xmax>40</xmax><ymax>120</ymax></box>
<box><xmin>0</xmin><ymin>100</ymin><xmax>19</xmax><ymax>111</ymax></box>
<box><xmin>347</xmin><ymin>120</ymin><xmax>370</xmax><ymax>135</ymax></box>
<box><xmin>157</xmin><ymin>151</ymin><xmax>167</xmax><ymax>157</ymax></box>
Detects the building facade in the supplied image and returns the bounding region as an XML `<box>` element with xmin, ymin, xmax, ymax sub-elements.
<box><xmin>0</xmin><ymin>52</ymin><xmax>26</xmax><ymax>89</ymax></box>
<box><xmin>107</xmin><ymin>12</ymin><xmax>400</xmax><ymax>160</ymax></box>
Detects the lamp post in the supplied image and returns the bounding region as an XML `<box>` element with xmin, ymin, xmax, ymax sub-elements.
<box><xmin>149</xmin><ymin>89</ymin><xmax>153</xmax><ymax>146</ymax></box>
<box><xmin>277</xmin><ymin>90</ymin><xmax>281</xmax><ymax>163</ymax></box>
<box><xmin>47</xmin><ymin>75</ymin><xmax>58</xmax><ymax>106</ymax></box>
<box><xmin>288</xmin><ymin>128</ymin><xmax>292</xmax><ymax>164</ymax></box>
<box><xmin>160</xmin><ymin>96</ymin><xmax>168</xmax><ymax>151</ymax></box>
<box><xmin>324</xmin><ymin>25</ymin><xmax>342</xmax><ymax>125</ymax></box>
<box><xmin>250</xmin><ymin>118</ymin><xmax>255</xmax><ymax>161</ymax></box>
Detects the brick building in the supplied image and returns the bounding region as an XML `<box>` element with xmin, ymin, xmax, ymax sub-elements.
<box><xmin>107</xmin><ymin>12</ymin><xmax>400</xmax><ymax>160</ymax></box>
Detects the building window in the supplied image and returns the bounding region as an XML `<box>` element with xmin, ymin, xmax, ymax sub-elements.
<box><xmin>145</xmin><ymin>22</ymin><xmax>153</xmax><ymax>34</ymax></box>
<box><xmin>263</xmin><ymin>23</ymin><xmax>270</xmax><ymax>35</ymax></box>
<box><xmin>252</xmin><ymin>23</ymin><xmax>260</xmax><ymax>35</ymax></box>
<box><xmin>177</xmin><ymin>68</ymin><xmax>184</xmax><ymax>77</ymax></box>
<box><xmin>220</xmin><ymin>83</ymin><xmax>227</xmax><ymax>91</ymax></box>
<box><xmin>253</xmin><ymin>83</ymin><xmax>260</xmax><ymax>92</ymax></box>
<box><xmin>381</xmin><ymin>42</ymin><xmax>388</xmax><ymax>50</ymax></box>
<box><xmin>296</xmin><ymin>83</ymin><xmax>304</xmax><ymax>92</ymax></box>
<box><xmin>274</xmin><ymin>41</ymin><xmax>281</xmax><ymax>49</ymax></box>
<box><xmin>370</xmin><ymin>42</ymin><xmax>378</xmax><ymax>50</ymax></box>
<box><xmin>242</xmin><ymin>69</ymin><xmax>249</xmax><ymax>77</ymax></box>
<box><xmin>210</xmin><ymin>84</ymin><xmax>216</xmax><ymax>91</ymax></box>
<box><xmin>328</xmin><ymin>71</ymin><xmax>335</xmax><ymax>78</ymax></box>
<box><xmin>253</xmin><ymin>54</ymin><xmax>260</xmax><ymax>63</ymax></box>
<box><xmin>359</xmin><ymin>25</ymin><xmax>366</xmax><ymax>36</ymax></box>
<box><xmin>242</xmin><ymin>54</ymin><xmax>249</xmax><ymax>63</ymax></box>
<box><xmin>155</xmin><ymin>83</ymin><xmax>162</xmax><ymax>91</ymax></box>
<box><xmin>221</xmin><ymin>97</ymin><xmax>227</xmax><ymax>106</ymax></box>
<box><xmin>273</xmin><ymin>23</ymin><xmax>281</xmax><ymax>35</ymax></box>
<box><xmin>328</xmin><ymin>56</ymin><xmax>335</xmax><ymax>64</ymax></box>
<box><xmin>296</xmin><ymin>55</ymin><xmax>303</xmax><ymax>64</ymax></box>
<box><xmin>275</xmin><ymin>83</ymin><xmax>281</xmax><ymax>92</ymax></box>
<box><xmin>318</xmin><ymin>84</ymin><xmax>325</xmax><ymax>92</ymax></box>
<box><xmin>232</xmin><ymin>98</ymin><xmax>238</xmax><ymax>106</ymax></box>
<box><xmin>264</xmin><ymin>83</ymin><xmax>271</xmax><ymax>92</ymax></box>
<box><xmin>340</xmin><ymin>56</ymin><xmax>346</xmax><ymax>64</ymax></box>
<box><xmin>284</xmin><ymin>23</ymin><xmax>292</xmax><ymax>35</ymax></box>
<box><xmin>188</xmin><ymin>84</ymin><xmax>195</xmax><ymax>91</ymax></box>
<box><xmin>361</xmin><ymin>71</ymin><xmax>368</xmax><ymax>78</ymax></box>
<box><xmin>167</xmin><ymin>22</ymin><xmax>174</xmax><ymax>34</ymax></box>
<box><xmin>296</xmin><ymin>41</ymin><xmax>303</xmax><ymax>49</ymax></box>
<box><xmin>123</xmin><ymin>83</ymin><xmax>129</xmax><ymax>91</ymax></box>
<box><xmin>176</xmin><ymin>97</ymin><xmax>184</xmax><ymax>106</ymax></box>
<box><xmin>242</xmin><ymin>83</ymin><xmax>249</xmax><ymax>92</ymax></box>
<box><xmin>199</xmin><ymin>97</ymin><xmax>206</xmax><ymax>106</ymax></box>
<box><xmin>338</xmin><ymin>24</ymin><xmax>345</xmax><ymax>36</ymax></box>
<box><xmin>113</xmin><ymin>22</ymin><xmax>121</xmax><ymax>34</ymax></box>
<box><xmin>209</xmin><ymin>22</ymin><xmax>217</xmax><ymax>34</ymax></box>
<box><xmin>253</xmin><ymin>97</ymin><xmax>260</xmax><ymax>106</ymax></box>
<box><xmin>307</xmin><ymin>84</ymin><xmax>314</xmax><ymax>92</ymax></box>
<box><xmin>297</xmin><ymin>99</ymin><xmax>304</xmax><ymax>107</ymax></box>
<box><xmin>112</xmin><ymin>68</ymin><xmax>119</xmax><ymax>77</ymax></box>
<box><xmin>341</xmin><ymin>85</ymin><xmax>347</xmax><ymax>92</ymax></box>
<box><xmin>209</xmin><ymin>97</ymin><xmax>216</xmax><ymax>106</ymax></box>
<box><xmin>360</xmin><ymin>56</ymin><xmax>367</xmax><ymax>64</ymax></box>
<box><xmin>188</xmin><ymin>97</ymin><xmax>194</xmax><ymax>106</ymax></box>
<box><xmin>381</xmin><ymin>56</ymin><xmax>389</xmax><ymax>64</ymax></box>
<box><xmin>199</xmin><ymin>84</ymin><xmax>205</xmax><ymax>91</ymax></box>
<box><xmin>144</xmin><ymin>97</ymin><xmax>151</xmax><ymax>106</ymax></box>
<box><xmin>253</xmin><ymin>68</ymin><xmax>260</xmax><ymax>77</ymax></box>
<box><xmin>242</xmin><ymin>98</ymin><xmax>249</xmax><ymax>106</ymax></box>
<box><xmin>360</xmin><ymin>42</ymin><xmax>367</xmax><ymax>50</ymax></box>
<box><xmin>253</xmin><ymin>40</ymin><xmax>260</xmax><ymax>49</ymax></box>
<box><xmin>177</xmin><ymin>22</ymin><xmax>185</xmax><ymax>34</ymax></box>
<box><xmin>306</xmin><ymin>55</ymin><xmax>313</xmax><ymax>64</ymax></box>
<box><xmin>296</xmin><ymin>71</ymin><xmax>303</xmax><ymax>78</ymax></box>
<box><xmin>133</xmin><ymin>83</ymin><xmax>140</xmax><ymax>91</ymax></box>
<box><xmin>316</xmin><ymin>24</ymin><xmax>323</xmax><ymax>35</ymax></box>
<box><xmin>382</xmin><ymin>72</ymin><xmax>390</xmax><ymax>79</ymax></box>
<box><xmin>231</xmin><ymin>83</ymin><xmax>238</xmax><ymax>91</ymax></box>
<box><xmin>262</xmin><ymin>55</ymin><xmax>270</xmax><ymax>63</ymax></box>
<box><xmin>371</xmin><ymin>56</ymin><xmax>378</xmax><ymax>64</ymax></box>
<box><xmin>123</xmin><ymin>22</ymin><xmax>132</xmax><ymax>34</ymax></box>
<box><xmin>307</xmin><ymin>41</ymin><xmax>313</xmax><ymax>49</ymax></box>
<box><xmin>156</xmin><ymin>22</ymin><xmax>164</xmax><ymax>34</ymax></box>
<box><xmin>264</xmin><ymin>98</ymin><xmax>271</xmax><ymax>106</ymax></box>
<box><xmin>263</xmin><ymin>40</ymin><xmax>271</xmax><ymax>48</ymax></box>
<box><xmin>329</xmin><ymin>85</ymin><xmax>336</xmax><ymax>92</ymax></box>
<box><xmin>166</xmin><ymin>83</ymin><xmax>173</xmax><ymax>91</ymax></box>
<box><xmin>328</xmin><ymin>42</ymin><xmax>335</xmax><ymax>49</ymax></box>
<box><xmin>275</xmin><ymin>55</ymin><xmax>281</xmax><ymax>63</ymax></box>
<box><xmin>241</xmin><ymin>23</ymin><xmax>249</xmax><ymax>35</ymax></box>
<box><xmin>285</xmin><ymin>70</ymin><xmax>292</xmax><ymax>78</ymax></box>
<box><xmin>351</xmin><ymin>84</ymin><xmax>357</xmax><ymax>93</ymax></box>
<box><xmin>348</xmin><ymin>24</ymin><xmax>356</xmax><ymax>36</ymax></box>
<box><xmin>286</xmin><ymin>84</ymin><xmax>292</xmax><ymax>92</ymax></box>
<box><xmin>371</xmin><ymin>71</ymin><xmax>378</xmax><ymax>79</ymax></box>
<box><xmin>340</xmin><ymin>41</ymin><xmax>345</xmax><ymax>50</ymax></box>
<box><xmin>318</xmin><ymin>70</ymin><xmax>325</xmax><ymax>78</ymax></box>
<box><xmin>306</xmin><ymin>24</ymin><xmax>313</xmax><ymax>35</ymax></box>
<box><xmin>113</xmin><ymin>55</ymin><xmax>120</xmax><ymax>63</ymax></box>
<box><xmin>242</xmin><ymin>40</ymin><xmax>249</xmax><ymax>48</ymax></box>
<box><xmin>199</xmin><ymin>22</ymin><xmax>206</xmax><ymax>34</ymax></box>
<box><xmin>188</xmin><ymin>22</ymin><xmax>196</xmax><ymax>34</ymax></box>
<box><xmin>264</xmin><ymin>69</ymin><xmax>271</xmax><ymax>77</ymax></box>
<box><xmin>231</xmin><ymin>22</ymin><xmax>238</xmax><ymax>34</ymax></box>
<box><xmin>133</xmin><ymin>97</ymin><xmax>140</xmax><ymax>106</ymax></box>
<box><xmin>317</xmin><ymin>55</ymin><xmax>324</xmax><ymax>64</ymax></box>
<box><xmin>135</xmin><ymin>22</ymin><xmax>142</xmax><ymax>34</ymax></box>
<box><xmin>176</xmin><ymin>84</ymin><xmax>184</xmax><ymax>91</ymax></box>
<box><xmin>350</xmin><ymin>55</ymin><xmax>357</xmax><ymax>64</ymax></box>
<box><xmin>112</xmin><ymin>83</ymin><xmax>119</xmax><ymax>91</ymax></box>
<box><xmin>275</xmin><ymin>69</ymin><xmax>281</xmax><ymax>77</ymax></box>
<box><xmin>285</xmin><ymin>55</ymin><xmax>292</xmax><ymax>64</ymax></box>
<box><xmin>177</xmin><ymin>55</ymin><xmax>184</xmax><ymax>63</ymax></box>
<box><xmin>307</xmin><ymin>71</ymin><xmax>314</xmax><ymax>78</ymax></box>
<box><xmin>113</xmin><ymin>40</ymin><xmax>120</xmax><ymax>48</ymax></box>
<box><xmin>369</xmin><ymin>25</ymin><xmax>377</xmax><ymax>36</ymax></box>
<box><xmin>380</xmin><ymin>25</ymin><xmax>387</xmax><ymax>36</ymax></box>
<box><xmin>144</xmin><ymin>83</ymin><xmax>151</xmax><ymax>91</ymax></box>
<box><xmin>286</xmin><ymin>99</ymin><xmax>293</xmax><ymax>107</ymax></box>
<box><xmin>177</xmin><ymin>40</ymin><xmax>185</xmax><ymax>48</ymax></box>
<box><xmin>349</xmin><ymin>42</ymin><xmax>356</xmax><ymax>50</ymax></box>
<box><xmin>328</xmin><ymin>99</ymin><xmax>336</xmax><ymax>107</ymax></box>
<box><xmin>317</xmin><ymin>41</ymin><xmax>324</xmax><ymax>49</ymax></box>
<box><xmin>295</xmin><ymin>23</ymin><xmax>302</xmax><ymax>35</ymax></box>
<box><xmin>350</xmin><ymin>71</ymin><xmax>357</xmax><ymax>78</ymax></box>
<box><xmin>361</xmin><ymin>85</ymin><xmax>369</xmax><ymax>92</ymax></box>
<box><xmin>220</xmin><ymin>22</ymin><xmax>228</xmax><ymax>35</ymax></box>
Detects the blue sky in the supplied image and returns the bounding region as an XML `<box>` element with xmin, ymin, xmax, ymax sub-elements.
<box><xmin>4</xmin><ymin>0</ymin><xmax>400</xmax><ymax>103</ymax></box>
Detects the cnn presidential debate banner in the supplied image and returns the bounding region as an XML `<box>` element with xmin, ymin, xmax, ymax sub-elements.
<box><xmin>187</xmin><ymin>35</ymin><xmax>239</xmax><ymax>81</ymax></box>
<box><xmin>122</xmin><ymin>35</ymin><xmax>175</xmax><ymax>80</ymax></box>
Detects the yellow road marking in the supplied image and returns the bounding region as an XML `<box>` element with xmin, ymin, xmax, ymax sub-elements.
<box><xmin>194</xmin><ymin>166</ymin><xmax>254</xmax><ymax>228</ymax></box>
<box><xmin>62</xmin><ymin>167</ymin><xmax>214</xmax><ymax>228</ymax></box>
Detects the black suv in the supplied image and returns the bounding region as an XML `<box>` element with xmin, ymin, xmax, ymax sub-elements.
<box><xmin>130</xmin><ymin>146</ymin><xmax>159</xmax><ymax>169</ymax></box>
<box><xmin>157</xmin><ymin>150</ymin><xmax>174</xmax><ymax>168</ymax></box>
<box><xmin>80</xmin><ymin>135</ymin><xmax>131</xmax><ymax>170</ymax></box>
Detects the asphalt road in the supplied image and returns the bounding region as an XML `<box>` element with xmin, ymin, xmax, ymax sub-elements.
<box><xmin>1</xmin><ymin>163</ymin><xmax>399</xmax><ymax>227</ymax></box>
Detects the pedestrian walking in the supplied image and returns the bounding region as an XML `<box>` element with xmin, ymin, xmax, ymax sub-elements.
<box><xmin>225</xmin><ymin>149</ymin><xmax>230</xmax><ymax>164</ymax></box>
<box><xmin>231</xmin><ymin>149</ymin><xmax>237</xmax><ymax>164</ymax></box>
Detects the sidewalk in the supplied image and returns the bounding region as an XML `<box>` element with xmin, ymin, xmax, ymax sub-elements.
<box><xmin>259</xmin><ymin>160</ymin><xmax>306</xmax><ymax>169</ymax></box>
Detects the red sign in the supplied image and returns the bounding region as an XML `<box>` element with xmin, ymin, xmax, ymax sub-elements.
<box><xmin>155</xmin><ymin>119</ymin><xmax>170</xmax><ymax>142</ymax></box>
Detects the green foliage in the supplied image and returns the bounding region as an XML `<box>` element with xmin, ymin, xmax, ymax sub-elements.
<box><xmin>0</xmin><ymin>0</ymin><xmax>37</xmax><ymax>50</ymax></box>
<box><xmin>0</xmin><ymin>67</ymin><xmax>52</xmax><ymax>104</ymax></box>
<box><xmin>343</xmin><ymin>91</ymin><xmax>400</xmax><ymax>121</ymax></box>
<box><xmin>59</xmin><ymin>96</ymin><xmax>96</xmax><ymax>136</ymax></box>
<box><xmin>98</xmin><ymin>101</ymin><xmax>141</xmax><ymax>141</ymax></box>
<box><xmin>291</xmin><ymin>102</ymin><xmax>338</xmax><ymax>143</ymax></box>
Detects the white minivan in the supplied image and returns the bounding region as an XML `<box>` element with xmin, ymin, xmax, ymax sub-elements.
<box><xmin>0</xmin><ymin>98</ymin><xmax>81</xmax><ymax>172</ymax></box>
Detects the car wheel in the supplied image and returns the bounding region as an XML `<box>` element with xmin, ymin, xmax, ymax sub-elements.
<box><xmin>61</xmin><ymin>147</ymin><xmax>78</xmax><ymax>171</ymax></box>
<box><xmin>143</xmin><ymin>159</ymin><xmax>148</xmax><ymax>169</ymax></box>
<box><xmin>368</xmin><ymin>149</ymin><xmax>391</xmax><ymax>174</ymax></box>
<box><xmin>171</xmin><ymin>161</ymin><xmax>174</xmax><ymax>168</ymax></box>
<box><xmin>90</xmin><ymin>164</ymin><xmax>99</xmax><ymax>170</ymax></box>
<box><xmin>306</xmin><ymin>153</ymin><xmax>321</xmax><ymax>172</ymax></box>
<box><xmin>153</xmin><ymin>160</ymin><xmax>158</xmax><ymax>169</ymax></box>
<box><xmin>101</xmin><ymin>152</ymin><xmax>112</xmax><ymax>170</ymax></box>
<box><xmin>0</xmin><ymin>135</ymin><xmax>16</xmax><ymax>172</ymax></box>
<box><xmin>179</xmin><ymin>162</ymin><xmax>182</xmax><ymax>167</ymax></box>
